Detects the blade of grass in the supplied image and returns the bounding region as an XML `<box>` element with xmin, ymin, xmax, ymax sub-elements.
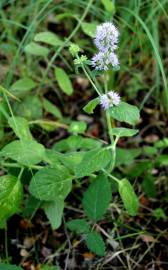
<box><xmin>119</xmin><ymin>6</ymin><xmax>168</xmax><ymax>113</ymax></box>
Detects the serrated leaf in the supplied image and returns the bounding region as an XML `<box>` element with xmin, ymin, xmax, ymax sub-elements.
<box><xmin>118</xmin><ymin>178</ymin><xmax>139</xmax><ymax>216</ymax></box>
<box><xmin>10</xmin><ymin>77</ymin><xmax>36</xmax><ymax>96</ymax></box>
<box><xmin>0</xmin><ymin>175</ymin><xmax>23</xmax><ymax>226</ymax></box>
<box><xmin>86</xmin><ymin>232</ymin><xmax>105</xmax><ymax>256</ymax></box>
<box><xmin>83</xmin><ymin>98</ymin><xmax>100</xmax><ymax>114</ymax></box>
<box><xmin>29</xmin><ymin>166</ymin><xmax>73</xmax><ymax>201</ymax></box>
<box><xmin>81</xmin><ymin>22</ymin><xmax>97</xmax><ymax>37</ymax></box>
<box><xmin>82</xmin><ymin>174</ymin><xmax>111</xmax><ymax>221</ymax></box>
<box><xmin>34</xmin><ymin>31</ymin><xmax>63</xmax><ymax>46</ymax></box>
<box><xmin>24</xmin><ymin>42</ymin><xmax>49</xmax><ymax>56</ymax></box>
<box><xmin>0</xmin><ymin>140</ymin><xmax>45</xmax><ymax>166</ymax></box>
<box><xmin>109</xmin><ymin>102</ymin><xmax>140</xmax><ymax>125</ymax></box>
<box><xmin>67</xmin><ymin>219</ymin><xmax>90</xmax><ymax>234</ymax></box>
<box><xmin>111</xmin><ymin>127</ymin><xmax>138</xmax><ymax>137</ymax></box>
<box><xmin>75</xmin><ymin>148</ymin><xmax>111</xmax><ymax>178</ymax></box>
<box><xmin>55</xmin><ymin>67</ymin><xmax>73</xmax><ymax>95</ymax></box>
<box><xmin>8</xmin><ymin>116</ymin><xmax>32</xmax><ymax>140</ymax></box>
<box><xmin>43</xmin><ymin>98</ymin><xmax>62</xmax><ymax>119</ymax></box>
<box><xmin>0</xmin><ymin>264</ymin><xmax>23</xmax><ymax>270</ymax></box>
<box><xmin>43</xmin><ymin>197</ymin><xmax>64</xmax><ymax>229</ymax></box>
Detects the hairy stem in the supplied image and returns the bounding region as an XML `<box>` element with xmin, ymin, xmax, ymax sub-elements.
<box><xmin>104</xmin><ymin>72</ymin><xmax>116</xmax><ymax>172</ymax></box>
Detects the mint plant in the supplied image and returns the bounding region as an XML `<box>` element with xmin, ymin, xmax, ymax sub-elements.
<box><xmin>66</xmin><ymin>22</ymin><xmax>140</xmax><ymax>255</ymax></box>
<box><xmin>0</xmin><ymin>21</ymin><xmax>140</xmax><ymax>257</ymax></box>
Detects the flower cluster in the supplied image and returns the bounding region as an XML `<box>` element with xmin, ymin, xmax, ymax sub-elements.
<box><xmin>91</xmin><ymin>22</ymin><xmax>119</xmax><ymax>70</ymax></box>
<box><xmin>100</xmin><ymin>91</ymin><xmax>121</xmax><ymax>110</ymax></box>
<box><xmin>94</xmin><ymin>22</ymin><xmax>119</xmax><ymax>52</ymax></box>
<box><xmin>91</xmin><ymin>51</ymin><xmax>119</xmax><ymax>71</ymax></box>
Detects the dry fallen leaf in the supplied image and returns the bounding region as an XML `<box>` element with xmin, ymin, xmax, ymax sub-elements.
<box><xmin>23</xmin><ymin>236</ymin><xmax>36</xmax><ymax>249</ymax></box>
<box><xmin>140</xmin><ymin>234</ymin><xmax>156</xmax><ymax>243</ymax></box>
<box><xmin>144</xmin><ymin>134</ymin><xmax>159</xmax><ymax>143</ymax></box>
<box><xmin>20</xmin><ymin>248</ymin><xmax>30</xmax><ymax>257</ymax></box>
<box><xmin>83</xmin><ymin>252</ymin><xmax>95</xmax><ymax>259</ymax></box>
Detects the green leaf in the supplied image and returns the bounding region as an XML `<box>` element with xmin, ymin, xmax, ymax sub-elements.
<box><xmin>82</xmin><ymin>174</ymin><xmax>111</xmax><ymax>221</ymax></box>
<box><xmin>8</xmin><ymin>116</ymin><xmax>32</xmax><ymax>140</ymax></box>
<box><xmin>69</xmin><ymin>121</ymin><xmax>87</xmax><ymax>134</ymax></box>
<box><xmin>109</xmin><ymin>102</ymin><xmax>140</xmax><ymax>125</ymax></box>
<box><xmin>0</xmin><ymin>175</ymin><xmax>23</xmax><ymax>225</ymax></box>
<box><xmin>111</xmin><ymin>127</ymin><xmax>138</xmax><ymax>137</ymax></box>
<box><xmin>142</xmin><ymin>175</ymin><xmax>156</xmax><ymax>198</ymax></box>
<box><xmin>118</xmin><ymin>179</ymin><xmax>139</xmax><ymax>216</ymax></box>
<box><xmin>34</xmin><ymin>31</ymin><xmax>63</xmax><ymax>46</ymax></box>
<box><xmin>56</xmin><ymin>151</ymin><xmax>85</xmax><ymax>173</ymax></box>
<box><xmin>10</xmin><ymin>77</ymin><xmax>36</xmax><ymax>96</ymax></box>
<box><xmin>81</xmin><ymin>22</ymin><xmax>97</xmax><ymax>37</ymax></box>
<box><xmin>0</xmin><ymin>140</ymin><xmax>46</xmax><ymax>166</ymax></box>
<box><xmin>14</xmin><ymin>95</ymin><xmax>43</xmax><ymax>120</ymax></box>
<box><xmin>53</xmin><ymin>135</ymin><xmax>102</xmax><ymax>152</ymax></box>
<box><xmin>152</xmin><ymin>208</ymin><xmax>166</xmax><ymax>220</ymax></box>
<box><xmin>67</xmin><ymin>219</ymin><xmax>90</xmax><ymax>234</ymax></box>
<box><xmin>43</xmin><ymin>98</ymin><xmax>62</xmax><ymax>119</ymax></box>
<box><xmin>101</xmin><ymin>0</ymin><xmax>115</xmax><ymax>12</ymax></box>
<box><xmin>29</xmin><ymin>166</ymin><xmax>73</xmax><ymax>201</ymax></box>
<box><xmin>43</xmin><ymin>197</ymin><xmax>64</xmax><ymax>229</ymax></box>
<box><xmin>41</xmin><ymin>266</ymin><xmax>59</xmax><ymax>270</ymax></box>
<box><xmin>55</xmin><ymin>67</ymin><xmax>73</xmax><ymax>95</ymax></box>
<box><xmin>45</xmin><ymin>149</ymin><xmax>62</xmax><ymax>167</ymax></box>
<box><xmin>154</xmin><ymin>138</ymin><xmax>168</xmax><ymax>149</ymax></box>
<box><xmin>143</xmin><ymin>146</ymin><xmax>157</xmax><ymax>156</ymax></box>
<box><xmin>85</xmin><ymin>232</ymin><xmax>105</xmax><ymax>256</ymax></box>
<box><xmin>156</xmin><ymin>155</ymin><xmax>168</xmax><ymax>166</ymax></box>
<box><xmin>75</xmin><ymin>148</ymin><xmax>111</xmax><ymax>178</ymax></box>
<box><xmin>115</xmin><ymin>148</ymin><xmax>141</xmax><ymax>167</ymax></box>
<box><xmin>23</xmin><ymin>195</ymin><xmax>40</xmax><ymax>218</ymax></box>
<box><xmin>0</xmin><ymin>264</ymin><xmax>23</xmax><ymax>270</ymax></box>
<box><xmin>127</xmin><ymin>161</ymin><xmax>153</xmax><ymax>178</ymax></box>
<box><xmin>24</xmin><ymin>42</ymin><xmax>49</xmax><ymax>56</ymax></box>
<box><xmin>83</xmin><ymin>98</ymin><xmax>100</xmax><ymax>114</ymax></box>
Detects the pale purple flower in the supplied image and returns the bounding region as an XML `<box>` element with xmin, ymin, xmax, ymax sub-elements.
<box><xmin>100</xmin><ymin>91</ymin><xmax>121</xmax><ymax>110</ymax></box>
<box><xmin>94</xmin><ymin>22</ymin><xmax>119</xmax><ymax>52</ymax></box>
<box><xmin>100</xmin><ymin>94</ymin><xmax>110</xmax><ymax>109</ymax></box>
<box><xmin>91</xmin><ymin>51</ymin><xmax>119</xmax><ymax>70</ymax></box>
<box><xmin>108</xmin><ymin>91</ymin><xmax>120</xmax><ymax>106</ymax></box>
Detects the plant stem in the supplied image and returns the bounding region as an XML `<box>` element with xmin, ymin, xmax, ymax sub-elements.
<box><xmin>104</xmin><ymin>71</ymin><xmax>116</xmax><ymax>172</ymax></box>
<box><xmin>76</xmin><ymin>55</ymin><xmax>101</xmax><ymax>96</ymax></box>
<box><xmin>5</xmin><ymin>225</ymin><xmax>9</xmax><ymax>263</ymax></box>
<box><xmin>1</xmin><ymin>162</ymin><xmax>43</xmax><ymax>170</ymax></box>
<box><xmin>102</xmin><ymin>168</ymin><xmax>120</xmax><ymax>184</ymax></box>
